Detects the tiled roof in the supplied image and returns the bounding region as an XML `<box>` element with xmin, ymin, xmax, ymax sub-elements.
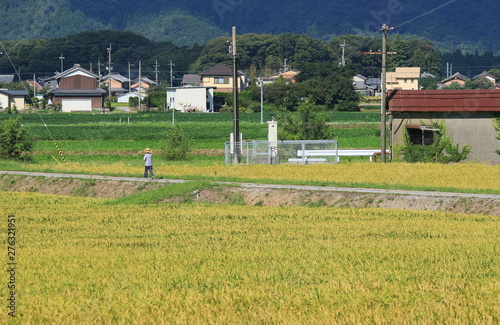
<box><xmin>182</xmin><ymin>74</ymin><xmax>201</xmax><ymax>84</ymax></box>
<box><xmin>473</xmin><ymin>71</ymin><xmax>498</xmax><ymax>80</ymax></box>
<box><xmin>103</xmin><ymin>73</ymin><xmax>130</xmax><ymax>83</ymax></box>
<box><xmin>200</xmin><ymin>63</ymin><xmax>233</xmax><ymax>76</ymax></box>
<box><xmin>0</xmin><ymin>89</ymin><xmax>28</xmax><ymax>96</ymax></box>
<box><xmin>0</xmin><ymin>75</ymin><xmax>15</xmax><ymax>83</ymax></box>
<box><xmin>47</xmin><ymin>88</ymin><xmax>106</xmax><ymax>95</ymax></box>
<box><xmin>51</xmin><ymin>64</ymin><xmax>100</xmax><ymax>80</ymax></box>
<box><xmin>441</xmin><ymin>72</ymin><xmax>469</xmax><ymax>83</ymax></box>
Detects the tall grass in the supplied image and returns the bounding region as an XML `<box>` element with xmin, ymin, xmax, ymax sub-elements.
<box><xmin>1</xmin><ymin>191</ymin><xmax>498</xmax><ymax>324</ymax></box>
<box><xmin>8</xmin><ymin>161</ymin><xmax>500</xmax><ymax>193</ymax></box>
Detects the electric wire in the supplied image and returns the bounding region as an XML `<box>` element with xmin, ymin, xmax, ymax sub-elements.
<box><xmin>0</xmin><ymin>40</ymin><xmax>67</xmax><ymax>163</ymax></box>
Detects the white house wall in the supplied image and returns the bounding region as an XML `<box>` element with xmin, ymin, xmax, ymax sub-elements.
<box><xmin>167</xmin><ymin>88</ymin><xmax>214</xmax><ymax>112</ymax></box>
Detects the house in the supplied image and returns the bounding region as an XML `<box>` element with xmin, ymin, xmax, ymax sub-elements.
<box><xmin>131</xmin><ymin>77</ymin><xmax>157</xmax><ymax>94</ymax></box>
<box><xmin>388</xmin><ymin>89</ymin><xmax>500</xmax><ymax>165</ymax></box>
<box><xmin>0</xmin><ymin>89</ymin><xmax>28</xmax><ymax>110</ymax></box>
<box><xmin>0</xmin><ymin>75</ymin><xmax>15</xmax><ymax>83</ymax></box>
<box><xmin>46</xmin><ymin>64</ymin><xmax>106</xmax><ymax>112</ymax></box>
<box><xmin>261</xmin><ymin>69</ymin><xmax>300</xmax><ymax>85</ymax></box>
<box><xmin>440</xmin><ymin>72</ymin><xmax>469</xmax><ymax>88</ymax></box>
<box><xmin>101</xmin><ymin>73</ymin><xmax>131</xmax><ymax>96</ymax></box>
<box><xmin>386</xmin><ymin>67</ymin><xmax>421</xmax><ymax>90</ymax></box>
<box><xmin>353</xmin><ymin>74</ymin><xmax>379</xmax><ymax>96</ymax></box>
<box><xmin>199</xmin><ymin>63</ymin><xmax>246</xmax><ymax>92</ymax></box>
<box><xmin>181</xmin><ymin>74</ymin><xmax>201</xmax><ymax>87</ymax></box>
<box><xmin>473</xmin><ymin>71</ymin><xmax>498</xmax><ymax>85</ymax></box>
<box><xmin>420</xmin><ymin>71</ymin><xmax>436</xmax><ymax>79</ymax></box>
<box><xmin>353</xmin><ymin>74</ymin><xmax>367</xmax><ymax>90</ymax></box>
<box><xmin>166</xmin><ymin>87</ymin><xmax>215</xmax><ymax>112</ymax></box>
<box><xmin>26</xmin><ymin>79</ymin><xmax>43</xmax><ymax>91</ymax></box>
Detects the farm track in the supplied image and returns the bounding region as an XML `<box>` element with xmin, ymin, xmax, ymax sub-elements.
<box><xmin>1</xmin><ymin>170</ymin><xmax>499</xmax><ymax>216</ymax></box>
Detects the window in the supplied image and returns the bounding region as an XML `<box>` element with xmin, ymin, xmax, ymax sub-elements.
<box><xmin>406</xmin><ymin>126</ymin><xmax>438</xmax><ymax>145</ymax></box>
<box><xmin>214</xmin><ymin>77</ymin><xmax>228</xmax><ymax>84</ymax></box>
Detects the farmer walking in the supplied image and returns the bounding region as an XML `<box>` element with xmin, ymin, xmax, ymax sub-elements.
<box><xmin>143</xmin><ymin>148</ymin><xmax>154</xmax><ymax>179</ymax></box>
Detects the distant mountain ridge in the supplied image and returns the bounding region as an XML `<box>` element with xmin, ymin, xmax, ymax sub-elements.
<box><xmin>1</xmin><ymin>0</ymin><xmax>499</xmax><ymax>51</ymax></box>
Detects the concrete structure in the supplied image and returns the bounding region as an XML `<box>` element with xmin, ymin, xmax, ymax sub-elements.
<box><xmin>0</xmin><ymin>89</ymin><xmax>28</xmax><ymax>110</ymax></box>
<box><xmin>388</xmin><ymin>89</ymin><xmax>500</xmax><ymax>165</ymax></box>
<box><xmin>386</xmin><ymin>67</ymin><xmax>421</xmax><ymax>90</ymax></box>
<box><xmin>166</xmin><ymin>87</ymin><xmax>215</xmax><ymax>112</ymax></box>
<box><xmin>46</xmin><ymin>64</ymin><xmax>105</xmax><ymax>112</ymax></box>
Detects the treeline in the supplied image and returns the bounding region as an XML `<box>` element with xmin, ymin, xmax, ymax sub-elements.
<box><xmin>3</xmin><ymin>30</ymin><xmax>500</xmax><ymax>83</ymax></box>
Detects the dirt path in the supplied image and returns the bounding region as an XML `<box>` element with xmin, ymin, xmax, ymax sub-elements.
<box><xmin>1</xmin><ymin>171</ymin><xmax>499</xmax><ymax>216</ymax></box>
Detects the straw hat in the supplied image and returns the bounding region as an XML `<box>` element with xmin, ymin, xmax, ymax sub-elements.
<box><xmin>144</xmin><ymin>148</ymin><xmax>152</xmax><ymax>153</ymax></box>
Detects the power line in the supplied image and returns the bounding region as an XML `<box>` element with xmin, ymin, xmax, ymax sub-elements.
<box><xmin>395</xmin><ymin>0</ymin><xmax>460</xmax><ymax>28</ymax></box>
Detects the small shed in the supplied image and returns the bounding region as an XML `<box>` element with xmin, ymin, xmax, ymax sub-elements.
<box><xmin>0</xmin><ymin>89</ymin><xmax>28</xmax><ymax>110</ymax></box>
<box><xmin>388</xmin><ymin>89</ymin><xmax>500</xmax><ymax>165</ymax></box>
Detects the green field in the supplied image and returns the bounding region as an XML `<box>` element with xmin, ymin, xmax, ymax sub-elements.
<box><xmin>2</xmin><ymin>111</ymin><xmax>382</xmax><ymax>157</ymax></box>
<box><xmin>1</xmin><ymin>191</ymin><xmax>498</xmax><ymax>324</ymax></box>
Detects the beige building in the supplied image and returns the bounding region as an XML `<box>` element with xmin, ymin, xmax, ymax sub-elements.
<box><xmin>386</xmin><ymin>67</ymin><xmax>421</xmax><ymax>90</ymax></box>
<box><xmin>0</xmin><ymin>89</ymin><xmax>28</xmax><ymax>110</ymax></box>
<box><xmin>199</xmin><ymin>63</ymin><xmax>246</xmax><ymax>92</ymax></box>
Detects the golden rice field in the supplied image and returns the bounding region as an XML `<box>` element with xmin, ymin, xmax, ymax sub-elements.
<box><xmin>20</xmin><ymin>161</ymin><xmax>500</xmax><ymax>193</ymax></box>
<box><xmin>1</xmin><ymin>191</ymin><xmax>498</xmax><ymax>324</ymax></box>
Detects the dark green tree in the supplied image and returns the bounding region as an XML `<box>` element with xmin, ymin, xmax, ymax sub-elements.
<box><xmin>464</xmin><ymin>77</ymin><xmax>495</xmax><ymax>89</ymax></box>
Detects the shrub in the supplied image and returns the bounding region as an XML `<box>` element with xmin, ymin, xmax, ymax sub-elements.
<box><xmin>0</xmin><ymin>117</ymin><xmax>34</xmax><ymax>160</ymax></box>
<box><xmin>399</xmin><ymin>121</ymin><xmax>471</xmax><ymax>163</ymax></box>
<box><xmin>159</xmin><ymin>124</ymin><xmax>194</xmax><ymax>161</ymax></box>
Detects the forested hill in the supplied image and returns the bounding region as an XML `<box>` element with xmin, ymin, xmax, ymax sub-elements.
<box><xmin>0</xmin><ymin>0</ymin><xmax>499</xmax><ymax>52</ymax></box>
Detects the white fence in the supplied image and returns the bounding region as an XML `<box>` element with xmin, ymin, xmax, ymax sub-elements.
<box><xmin>225</xmin><ymin>140</ymin><xmax>339</xmax><ymax>165</ymax></box>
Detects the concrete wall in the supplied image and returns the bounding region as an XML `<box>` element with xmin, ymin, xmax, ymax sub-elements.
<box><xmin>391</xmin><ymin>112</ymin><xmax>500</xmax><ymax>164</ymax></box>
<box><xmin>166</xmin><ymin>87</ymin><xmax>214</xmax><ymax>112</ymax></box>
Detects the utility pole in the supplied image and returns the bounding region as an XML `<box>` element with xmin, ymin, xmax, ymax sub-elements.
<box><xmin>107</xmin><ymin>44</ymin><xmax>112</xmax><ymax>110</ymax></box>
<box><xmin>259</xmin><ymin>78</ymin><xmax>264</xmax><ymax>124</ymax></box>
<box><xmin>340</xmin><ymin>40</ymin><xmax>346</xmax><ymax>66</ymax></box>
<box><xmin>138</xmin><ymin>60</ymin><xmax>142</xmax><ymax>111</ymax></box>
<box><xmin>97</xmin><ymin>59</ymin><xmax>104</xmax><ymax>86</ymax></box>
<box><xmin>128</xmin><ymin>61</ymin><xmax>135</xmax><ymax>93</ymax></box>
<box><xmin>231</xmin><ymin>26</ymin><xmax>240</xmax><ymax>164</ymax></box>
<box><xmin>33</xmin><ymin>73</ymin><xmax>36</xmax><ymax>101</ymax></box>
<box><xmin>59</xmin><ymin>52</ymin><xmax>65</xmax><ymax>72</ymax></box>
<box><xmin>169</xmin><ymin>61</ymin><xmax>175</xmax><ymax>87</ymax></box>
<box><xmin>154</xmin><ymin>59</ymin><xmax>160</xmax><ymax>84</ymax></box>
<box><xmin>380</xmin><ymin>24</ymin><xmax>395</xmax><ymax>163</ymax></box>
